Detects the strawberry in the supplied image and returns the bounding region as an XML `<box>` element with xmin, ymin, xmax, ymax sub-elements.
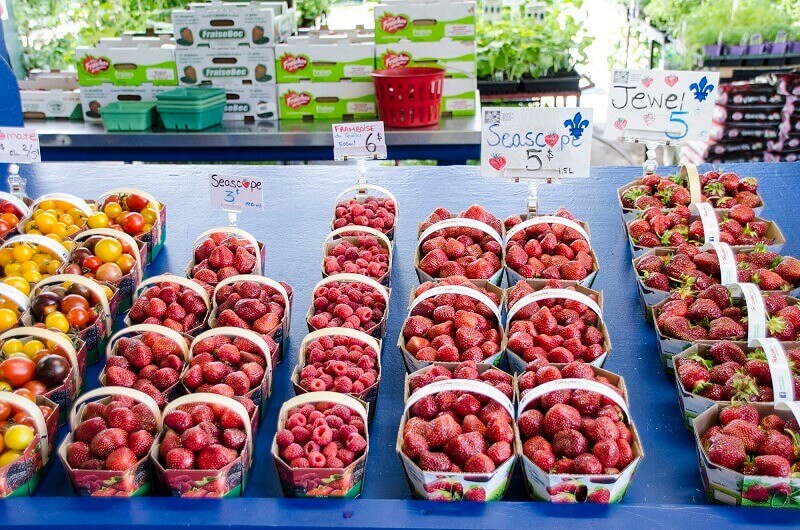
<box><xmin>444</xmin><ymin>431</ymin><xmax>487</xmax><ymax>467</ymax></box>
<box><xmin>105</xmin><ymin>447</ymin><xmax>138</xmax><ymax>471</ymax></box>
<box><xmin>196</xmin><ymin>444</ymin><xmax>237</xmax><ymax>470</ymax></box>
<box><xmin>775</xmin><ymin>257</ymin><xmax>800</xmax><ymax>283</ymax></box>
<box><xmin>708</xmin><ymin>317</ymin><xmax>745</xmax><ymax>340</ymax></box>
<box><xmin>707</xmin><ymin>433</ymin><xmax>746</xmax><ymax>471</ymax></box>
<box><xmin>722</xmin><ymin>419</ymin><xmax>765</xmax><ymax>452</ymax></box>
<box><xmin>427</xmin><ymin>414</ymin><xmax>462</xmax><ymax>448</ymax></box>
<box><xmin>233</xmin><ymin>246</ymin><xmax>257</xmax><ymax>274</ymax></box>
<box><xmin>418</xmin><ymin>450</ymin><xmax>452</xmax><ymax>472</ymax></box>
<box><xmin>74</xmin><ymin>417</ymin><xmax>107</xmax><ymax>443</ymax></box>
<box><xmin>464</xmin><ymin>453</ymin><xmax>495</xmax><ymax>473</ymax></box>
<box><xmin>419</xmin><ymin>248</ymin><xmax>448</xmax><ymax>276</ymax></box>
<box><xmin>90</xmin><ymin>428</ymin><xmax>128</xmax><ymax>459</ymax></box>
<box><xmin>754</xmin><ymin>455</ymin><xmax>791</xmax><ymax>477</ymax></box>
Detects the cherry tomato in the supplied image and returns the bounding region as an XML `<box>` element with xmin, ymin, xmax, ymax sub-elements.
<box><xmin>0</xmin><ymin>202</ymin><xmax>18</xmax><ymax>215</ymax></box>
<box><xmin>102</xmin><ymin>195</ymin><xmax>120</xmax><ymax>209</ymax></box>
<box><xmin>82</xmin><ymin>256</ymin><xmax>102</xmax><ymax>273</ymax></box>
<box><xmin>124</xmin><ymin>194</ymin><xmax>149</xmax><ymax>212</ymax></box>
<box><xmin>96</xmin><ymin>263</ymin><xmax>123</xmax><ymax>283</ymax></box>
<box><xmin>12</xmin><ymin>387</ymin><xmax>35</xmax><ymax>402</ymax></box>
<box><xmin>22</xmin><ymin>380</ymin><xmax>47</xmax><ymax>396</ymax></box>
<box><xmin>94</xmin><ymin>238</ymin><xmax>122</xmax><ymax>263</ymax></box>
<box><xmin>4</xmin><ymin>424</ymin><xmax>34</xmax><ymax>451</ymax></box>
<box><xmin>0</xmin><ymin>357</ymin><xmax>36</xmax><ymax>387</ymax></box>
<box><xmin>66</xmin><ymin>307</ymin><xmax>90</xmax><ymax>329</ymax></box>
<box><xmin>60</xmin><ymin>294</ymin><xmax>90</xmax><ymax>313</ymax></box>
<box><xmin>38</xmin><ymin>405</ymin><xmax>52</xmax><ymax>418</ymax></box>
<box><xmin>0</xmin><ymin>402</ymin><xmax>10</xmax><ymax>422</ymax></box>
<box><xmin>63</xmin><ymin>264</ymin><xmax>82</xmax><ymax>275</ymax></box>
<box><xmin>0</xmin><ymin>220</ymin><xmax>10</xmax><ymax>235</ymax></box>
<box><xmin>115</xmin><ymin>254</ymin><xmax>136</xmax><ymax>274</ymax></box>
<box><xmin>118</xmin><ymin>212</ymin><xmax>145</xmax><ymax>235</ymax></box>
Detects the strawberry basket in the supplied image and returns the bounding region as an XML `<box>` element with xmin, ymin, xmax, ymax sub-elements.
<box><xmin>408</xmin><ymin>277</ymin><xmax>504</xmax><ymax>314</ymax></box>
<box><xmin>515</xmin><ymin>358</ymin><xmax>631</xmax><ymax>404</ymax></box>
<box><xmin>96</xmin><ymin>188</ymin><xmax>166</xmax><ymax>263</ymax></box>
<box><xmin>292</xmin><ymin>328</ymin><xmax>382</xmax><ymax>422</ymax></box>
<box><xmin>31</xmin><ymin>274</ymin><xmax>115</xmax><ymax>365</ymax></box>
<box><xmin>209</xmin><ymin>274</ymin><xmax>292</xmax><ymax>367</ymax></box>
<box><xmin>99</xmin><ymin>324</ymin><xmax>192</xmax><ymax>408</ymax></box>
<box><xmin>516</xmin><ymin>378</ymin><xmax>644</xmax><ymax>503</ymax></box>
<box><xmin>322</xmin><ymin>226</ymin><xmax>393</xmax><ymax>287</ymax></box>
<box><xmin>0</xmin><ymin>392</ymin><xmax>58</xmax><ymax>497</ymax></box>
<box><xmin>307</xmin><ymin>273</ymin><xmax>390</xmax><ymax>340</ymax></box>
<box><xmin>399</xmin><ymin>283</ymin><xmax>504</xmax><ymax>372</ymax></box>
<box><xmin>153</xmin><ymin>393</ymin><xmax>253</xmax><ymax>498</ymax></box>
<box><xmin>58</xmin><ymin>387</ymin><xmax>162</xmax><ymax>497</ymax></box>
<box><xmin>126</xmin><ymin>274</ymin><xmax>211</xmax><ymax>337</ymax></box>
<box><xmin>397</xmin><ymin>379</ymin><xmax>518</xmax><ymax>502</ymax></box>
<box><xmin>693</xmin><ymin>401</ymin><xmax>800</xmax><ymax>508</ymax></box>
<box><xmin>332</xmin><ymin>184</ymin><xmax>398</xmax><ymax>241</ymax></box>
<box><xmin>404</xmin><ymin>361</ymin><xmax>513</xmax><ymax>402</ymax></box>
<box><xmin>187</xmin><ymin>227</ymin><xmax>265</xmax><ymax>296</ymax></box>
<box><xmin>504</xmin><ymin>282</ymin><xmax>610</xmax><ymax>373</ymax></box>
<box><xmin>0</xmin><ymin>327</ymin><xmax>82</xmax><ymax>425</ymax></box>
<box><xmin>272</xmin><ymin>392</ymin><xmax>370</xmax><ymax>498</ymax></box>
<box><xmin>673</xmin><ymin>338</ymin><xmax>799</xmax><ymax>430</ymax></box>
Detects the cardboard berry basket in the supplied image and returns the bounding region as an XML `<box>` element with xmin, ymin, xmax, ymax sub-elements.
<box><xmin>272</xmin><ymin>392</ymin><xmax>370</xmax><ymax>498</ymax></box>
<box><xmin>407</xmin><ymin>280</ymin><xmax>505</xmax><ymax>319</ymax></box>
<box><xmin>331</xmin><ymin>184</ymin><xmax>398</xmax><ymax>242</ymax></box>
<box><xmin>626</xmin><ymin>211</ymin><xmax>786</xmax><ymax>259</ymax></box>
<box><xmin>17</xmin><ymin>193</ymin><xmax>93</xmax><ymax>238</ymax></box>
<box><xmin>397</xmin><ymin>379</ymin><xmax>517</xmax><ymax>501</ymax></box>
<box><xmin>674</xmin><ymin>338</ymin><xmax>799</xmax><ymax>430</ymax></box>
<box><xmin>693</xmin><ymin>401</ymin><xmax>800</xmax><ymax>508</ymax></box>
<box><xmin>99</xmin><ymin>324</ymin><xmax>192</xmax><ymax>405</ymax></box>
<box><xmin>416</xmin><ymin>218</ymin><xmax>506</xmax><ymax>287</ymax></box>
<box><xmin>155</xmin><ymin>393</ymin><xmax>253</xmax><ymax>498</ymax></box>
<box><xmin>70</xmin><ymin>228</ymin><xmax>147</xmax><ymax>313</ymax></box>
<box><xmin>322</xmin><ymin>225</ymin><xmax>394</xmax><ymax>287</ymax></box>
<box><xmin>187</xmin><ymin>327</ymin><xmax>273</xmax><ymax>428</ymax></box>
<box><xmin>0</xmin><ymin>327</ymin><xmax>82</xmax><ymax>425</ymax></box>
<box><xmin>0</xmin><ymin>282</ymin><xmax>34</xmax><ymax>329</ymax></box>
<box><xmin>403</xmin><ymin>361</ymin><xmax>515</xmax><ymax>402</ymax></box>
<box><xmin>517</xmin><ymin>379</ymin><xmax>644</xmax><ymax>503</ymax></box>
<box><xmin>58</xmin><ymin>387</ymin><xmax>162</xmax><ymax>497</ymax></box>
<box><xmin>0</xmin><ymin>192</ymin><xmax>31</xmax><ymax>242</ymax></box>
<box><xmin>398</xmin><ymin>284</ymin><xmax>505</xmax><ymax>373</ymax></box>
<box><xmin>306</xmin><ymin>273</ymin><xmax>391</xmax><ymax>341</ymax></box>
<box><xmin>292</xmin><ymin>328</ymin><xmax>382</xmax><ymax>423</ymax></box>
<box><xmin>503</xmin><ymin>286</ymin><xmax>611</xmax><ymax>373</ymax></box>
<box><xmin>209</xmin><ymin>274</ymin><xmax>293</xmax><ymax>367</ymax></box>
<box><xmin>126</xmin><ymin>274</ymin><xmax>211</xmax><ymax>337</ymax></box>
<box><xmin>513</xmin><ymin>363</ymin><xmax>631</xmax><ymax>406</ymax></box>
<box><xmin>186</xmin><ymin>227</ymin><xmax>267</xmax><ymax>283</ymax></box>
<box><xmin>0</xmin><ymin>234</ymin><xmax>70</xmax><ymax>287</ymax></box>
<box><xmin>0</xmin><ymin>393</ymin><xmax>58</xmax><ymax>497</ymax></box>
<box><xmin>96</xmin><ymin>188</ymin><xmax>166</xmax><ymax>264</ymax></box>
<box><xmin>32</xmin><ymin>274</ymin><xmax>116</xmax><ymax>365</ymax></box>
<box><xmin>651</xmin><ymin>282</ymin><xmax>794</xmax><ymax>372</ymax></box>
<box><xmin>633</xmin><ymin>244</ymin><xmax>800</xmax><ymax>322</ymax></box>
<box><xmin>504</xmin><ymin>214</ymin><xmax>599</xmax><ymax>289</ymax></box>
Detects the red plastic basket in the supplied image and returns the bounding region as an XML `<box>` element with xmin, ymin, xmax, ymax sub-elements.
<box><xmin>372</xmin><ymin>67</ymin><xmax>445</xmax><ymax>128</ymax></box>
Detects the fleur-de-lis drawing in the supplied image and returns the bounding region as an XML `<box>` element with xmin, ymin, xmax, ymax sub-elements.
<box><xmin>564</xmin><ymin>112</ymin><xmax>590</xmax><ymax>139</ymax></box>
<box><xmin>690</xmin><ymin>76</ymin><xmax>715</xmax><ymax>102</ymax></box>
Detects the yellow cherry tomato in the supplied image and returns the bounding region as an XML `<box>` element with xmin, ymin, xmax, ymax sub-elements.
<box><xmin>11</xmin><ymin>245</ymin><xmax>33</xmax><ymax>263</ymax></box>
<box><xmin>38</xmin><ymin>200</ymin><xmax>55</xmax><ymax>211</ymax></box>
<box><xmin>20</xmin><ymin>261</ymin><xmax>38</xmax><ymax>274</ymax></box>
<box><xmin>22</xmin><ymin>340</ymin><xmax>44</xmax><ymax>358</ymax></box>
<box><xmin>67</xmin><ymin>207</ymin><xmax>85</xmax><ymax>220</ymax></box>
<box><xmin>47</xmin><ymin>260</ymin><xmax>62</xmax><ymax>275</ymax></box>
<box><xmin>4</xmin><ymin>425</ymin><xmax>34</xmax><ymax>451</ymax></box>
<box><xmin>22</xmin><ymin>270</ymin><xmax>42</xmax><ymax>284</ymax></box>
<box><xmin>142</xmin><ymin>207</ymin><xmax>158</xmax><ymax>225</ymax></box>
<box><xmin>0</xmin><ymin>308</ymin><xmax>17</xmax><ymax>332</ymax></box>
<box><xmin>143</xmin><ymin>224</ymin><xmax>153</xmax><ymax>233</ymax></box>
<box><xmin>104</xmin><ymin>202</ymin><xmax>122</xmax><ymax>220</ymax></box>
<box><xmin>0</xmin><ymin>249</ymin><xmax>13</xmax><ymax>267</ymax></box>
<box><xmin>3</xmin><ymin>263</ymin><xmax>21</xmax><ymax>277</ymax></box>
<box><xmin>50</xmin><ymin>222</ymin><xmax>69</xmax><ymax>239</ymax></box>
<box><xmin>94</xmin><ymin>238</ymin><xmax>123</xmax><ymax>263</ymax></box>
<box><xmin>31</xmin><ymin>253</ymin><xmax>50</xmax><ymax>268</ymax></box>
<box><xmin>3</xmin><ymin>339</ymin><xmax>24</xmax><ymax>355</ymax></box>
<box><xmin>88</xmin><ymin>212</ymin><xmax>109</xmax><ymax>229</ymax></box>
<box><xmin>0</xmin><ymin>298</ymin><xmax>18</xmax><ymax>311</ymax></box>
<box><xmin>3</xmin><ymin>277</ymin><xmax>29</xmax><ymax>295</ymax></box>
<box><xmin>54</xmin><ymin>200</ymin><xmax>73</xmax><ymax>212</ymax></box>
<box><xmin>101</xmin><ymin>285</ymin><xmax>114</xmax><ymax>300</ymax></box>
<box><xmin>45</xmin><ymin>234</ymin><xmax>62</xmax><ymax>244</ymax></box>
<box><xmin>60</xmin><ymin>240</ymin><xmax>75</xmax><ymax>253</ymax></box>
<box><xmin>0</xmin><ymin>450</ymin><xmax>22</xmax><ymax>466</ymax></box>
<box><xmin>44</xmin><ymin>312</ymin><xmax>69</xmax><ymax>333</ymax></box>
<box><xmin>33</xmin><ymin>212</ymin><xmax>57</xmax><ymax>235</ymax></box>
<box><xmin>58</xmin><ymin>213</ymin><xmax>74</xmax><ymax>226</ymax></box>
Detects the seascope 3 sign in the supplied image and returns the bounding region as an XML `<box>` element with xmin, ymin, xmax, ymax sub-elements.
<box><xmin>481</xmin><ymin>108</ymin><xmax>593</xmax><ymax>179</ymax></box>
<box><xmin>605</xmin><ymin>69</ymin><xmax>720</xmax><ymax>142</ymax></box>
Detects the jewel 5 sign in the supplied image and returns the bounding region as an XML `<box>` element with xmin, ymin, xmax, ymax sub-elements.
<box><xmin>480</xmin><ymin>108</ymin><xmax>593</xmax><ymax>179</ymax></box>
<box><xmin>605</xmin><ymin>69</ymin><xmax>720</xmax><ymax>142</ymax></box>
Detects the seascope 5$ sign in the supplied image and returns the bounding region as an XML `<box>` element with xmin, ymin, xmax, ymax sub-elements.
<box><xmin>209</xmin><ymin>174</ymin><xmax>263</xmax><ymax>212</ymax></box>
<box><xmin>605</xmin><ymin>69</ymin><xmax>719</xmax><ymax>142</ymax></box>
<box><xmin>481</xmin><ymin>108</ymin><xmax>593</xmax><ymax>179</ymax></box>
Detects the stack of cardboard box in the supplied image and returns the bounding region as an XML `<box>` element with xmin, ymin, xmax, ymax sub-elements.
<box><xmin>19</xmin><ymin>72</ymin><xmax>82</xmax><ymax>120</ymax></box>
<box><xmin>172</xmin><ymin>1</ymin><xmax>296</xmax><ymax>122</ymax></box>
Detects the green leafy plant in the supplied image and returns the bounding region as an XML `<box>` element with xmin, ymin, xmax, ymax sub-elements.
<box><xmin>295</xmin><ymin>0</ymin><xmax>331</xmax><ymax>28</ymax></box>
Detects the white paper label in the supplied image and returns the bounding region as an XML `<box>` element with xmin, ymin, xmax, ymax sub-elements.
<box><xmin>748</xmin><ymin>338</ymin><xmax>794</xmax><ymax>402</ymax></box>
<box><xmin>332</xmin><ymin>121</ymin><xmax>387</xmax><ymax>160</ymax></box>
<box><xmin>0</xmin><ymin>127</ymin><xmax>40</xmax><ymax>163</ymax></box>
<box><xmin>703</xmin><ymin>242</ymin><xmax>737</xmax><ymax>285</ymax></box>
<box><xmin>208</xmin><ymin>174</ymin><xmax>263</xmax><ymax>212</ymax></box>
<box><xmin>730</xmin><ymin>283</ymin><xmax>766</xmax><ymax>339</ymax></box>
<box><xmin>481</xmin><ymin>107</ymin><xmax>593</xmax><ymax>179</ymax></box>
<box><xmin>605</xmin><ymin>69</ymin><xmax>719</xmax><ymax>142</ymax></box>
<box><xmin>692</xmin><ymin>203</ymin><xmax>720</xmax><ymax>243</ymax></box>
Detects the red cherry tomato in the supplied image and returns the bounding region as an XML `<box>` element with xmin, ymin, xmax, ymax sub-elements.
<box><xmin>118</xmin><ymin>212</ymin><xmax>145</xmax><ymax>235</ymax></box>
<box><xmin>66</xmin><ymin>307</ymin><xmax>90</xmax><ymax>329</ymax></box>
<box><xmin>22</xmin><ymin>380</ymin><xmax>47</xmax><ymax>396</ymax></box>
<box><xmin>124</xmin><ymin>194</ymin><xmax>149</xmax><ymax>213</ymax></box>
<box><xmin>0</xmin><ymin>357</ymin><xmax>36</xmax><ymax>387</ymax></box>
<box><xmin>82</xmin><ymin>256</ymin><xmax>102</xmax><ymax>273</ymax></box>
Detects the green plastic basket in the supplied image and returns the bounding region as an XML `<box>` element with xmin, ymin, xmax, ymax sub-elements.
<box><xmin>156</xmin><ymin>87</ymin><xmax>226</xmax><ymax>131</ymax></box>
<box><xmin>99</xmin><ymin>101</ymin><xmax>156</xmax><ymax>131</ymax></box>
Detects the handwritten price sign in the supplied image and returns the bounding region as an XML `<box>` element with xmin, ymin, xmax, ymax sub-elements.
<box><xmin>209</xmin><ymin>174</ymin><xmax>263</xmax><ymax>212</ymax></box>
<box><xmin>605</xmin><ymin>69</ymin><xmax>720</xmax><ymax>142</ymax></box>
<box><xmin>480</xmin><ymin>107</ymin><xmax>593</xmax><ymax>179</ymax></box>
<box><xmin>0</xmin><ymin>128</ymin><xmax>40</xmax><ymax>164</ymax></box>
<box><xmin>332</xmin><ymin>121</ymin><xmax>387</xmax><ymax>160</ymax></box>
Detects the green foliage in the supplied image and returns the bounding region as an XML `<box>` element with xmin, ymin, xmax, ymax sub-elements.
<box><xmin>295</xmin><ymin>0</ymin><xmax>331</xmax><ymax>27</ymax></box>
<box><xmin>641</xmin><ymin>0</ymin><xmax>697</xmax><ymax>35</ymax></box>
<box><xmin>476</xmin><ymin>1</ymin><xmax>592</xmax><ymax>80</ymax></box>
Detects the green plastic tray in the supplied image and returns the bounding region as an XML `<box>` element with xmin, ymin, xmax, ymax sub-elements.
<box><xmin>157</xmin><ymin>87</ymin><xmax>225</xmax><ymax>103</ymax></box>
<box><xmin>159</xmin><ymin>104</ymin><xmax>225</xmax><ymax>131</ymax></box>
<box><xmin>99</xmin><ymin>101</ymin><xmax>156</xmax><ymax>131</ymax></box>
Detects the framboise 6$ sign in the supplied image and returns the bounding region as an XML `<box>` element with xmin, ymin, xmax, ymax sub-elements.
<box><xmin>209</xmin><ymin>174</ymin><xmax>263</xmax><ymax>212</ymax></box>
<box><xmin>481</xmin><ymin>107</ymin><xmax>593</xmax><ymax>179</ymax></box>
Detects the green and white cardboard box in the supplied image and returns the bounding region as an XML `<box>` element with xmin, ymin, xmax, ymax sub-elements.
<box><xmin>278</xmin><ymin>82</ymin><xmax>375</xmax><ymax>120</ymax></box>
<box><xmin>275</xmin><ymin>36</ymin><xmax>375</xmax><ymax>83</ymax></box>
<box><xmin>441</xmin><ymin>78</ymin><xmax>476</xmax><ymax>116</ymax></box>
<box><xmin>175</xmin><ymin>47</ymin><xmax>276</xmax><ymax>85</ymax></box>
<box><xmin>375</xmin><ymin>39</ymin><xmax>475</xmax><ymax>78</ymax></box>
<box><xmin>76</xmin><ymin>36</ymin><xmax>178</xmax><ymax>87</ymax></box>
<box><xmin>223</xmin><ymin>84</ymin><xmax>278</xmax><ymax>121</ymax></box>
<box><xmin>19</xmin><ymin>77</ymin><xmax>82</xmax><ymax>120</ymax></box>
<box><xmin>374</xmin><ymin>0</ymin><xmax>476</xmax><ymax>44</ymax></box>
<box><xmin>78</xmin><ymin>84</ymin><xmax>171</xmax><ymax>123</ymax></box>
<box><xmin>172</xmin><ymin>1</ymin><xmax>295</xmax><ymax>48</ymax></box>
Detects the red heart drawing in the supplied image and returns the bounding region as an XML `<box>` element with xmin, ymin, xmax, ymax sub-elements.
<box><xmin>614</xmin><ymin>118</ymin><xmax>627</xmax><ymax>130</ymax></box>
<box><xmin>643</xmin><ymin>113</ymin><xmax>656</xmax><ymax>126</ymax></box>
<box><xmin>488</xmin><ymin>154</ymin><xmax>506</xmax><ymax>171</ymax></box>
<box><xmin>665</xmin><ymin>75</ymin><xmax>679</xmax><ymax>87</ymax></box>
<box><xmin>641</xmin><ymin>77</ymin><xmax>653</xmax><ymax>88</ymax></box>
<box><xmin>242</xmin><ymin>180</ymin><xmax>250</xmax><ymax>188</ymax></box>
<box><xmin>544</xmin><ymin>133</ymin><xmax>559</xmax><ymax>147</ymax></box>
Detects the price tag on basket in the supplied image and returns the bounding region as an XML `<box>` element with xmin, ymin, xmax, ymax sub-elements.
<box><xmin>604</xmin><ymin>69</ymin><xmax>720</xmax><ymax>142</ymax></box>
<box><xmin>332</xmin><ymin>121</ymin><xmax>387</xmax><ymax>161</ymax></box>
<box><xmin>0</xmin><ymin>127</ymin><xmax>40</xmax><ymax>163</ymax></box>
<box><xmin>208</xmin><ymin>174</ymin><xmax>263</xmax><ymax>213</ymax></box>
<box><xmin>480</xmin><ymin>107</ymin><xmax>593</xmax><ymax>180</ymax></box>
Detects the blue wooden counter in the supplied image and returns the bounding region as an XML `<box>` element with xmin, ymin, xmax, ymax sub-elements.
<box><xmin>0</xmin><ymin>161</ymin><xmax>798</xmax><ymax>529</ymax></box>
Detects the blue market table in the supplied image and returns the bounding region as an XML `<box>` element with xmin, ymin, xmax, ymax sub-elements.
<box><xmin>0</xmin><ymin>161</ymin><xmax>798</xmax><ymax>529</ymax></box>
